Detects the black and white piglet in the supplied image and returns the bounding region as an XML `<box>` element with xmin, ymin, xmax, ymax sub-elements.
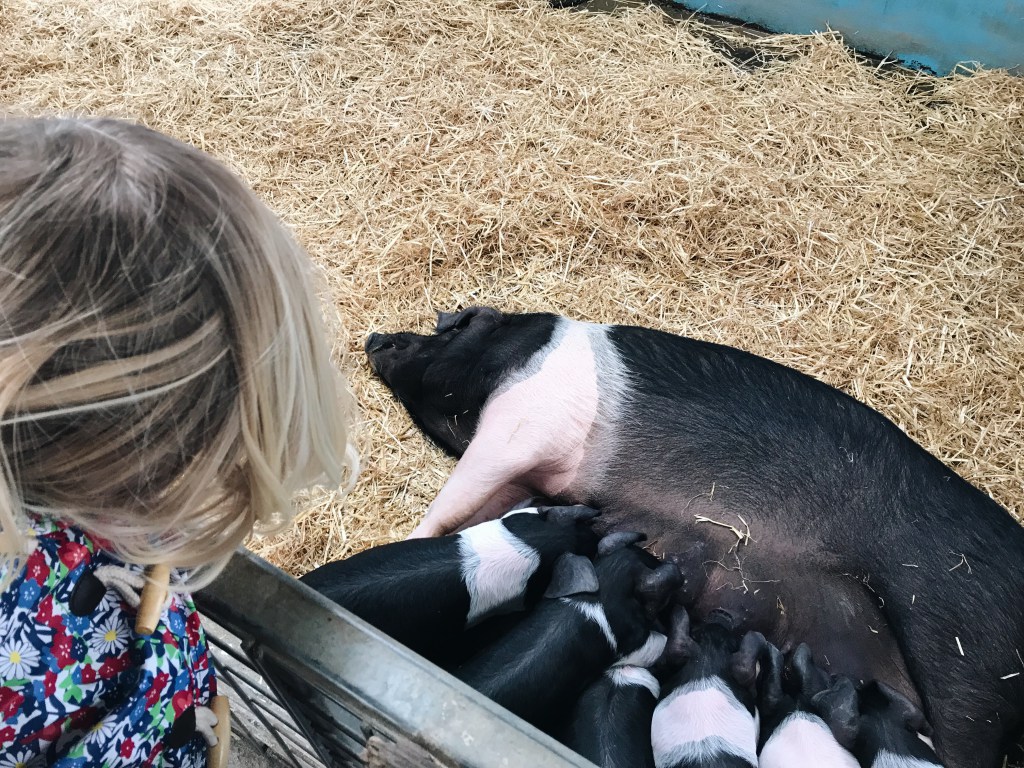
<box><xmin>833</xmin><ymin>680</ymin><xmax>943</xmax><ymax>768</ymax></box>
<box><xmin>455</xmin><ymin>532</ymin><xmax>680</xmax><ymax>734</ymax></box>
<box><xmin>752</xmin><ymin>641</ymin><xmax>859</xmax><ymax>767</ymax></box>
<box><xmin>651</xmin><ymin>607</ymin><xmax>761</xmax><ymax>768</ymax></box>
<box><xmin>558</xmin><ymin>537</ymin><xmax>679</xmax><ymax>767</ymax></box>
<box><xmin>558</xmin><ymin>645</ymin><xmax>662</xmax><ymax>768</ymax></box>
<box><xmin>300</xmin><ymin>505</ymin><xmax>599</xmax><ymax>665</ymax></box>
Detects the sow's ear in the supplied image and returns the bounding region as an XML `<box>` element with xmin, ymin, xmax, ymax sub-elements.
<box><xmin>730</xmin><ymin>631</ymin><xmax>770</xmax><ymax>690</ymax></box>
<box><xmin>874</xmin><ymin>680</ymin><xmax>932</xmax><ymax>737</ymax></box>
<box><xmin>811</xmin><ymin>676</ymin><xmax>861</xmax><ymax>749</ymax></box>
<box><xmin>435</xmin><ymin>306</ymin><xmax>502</xmax><ymax>333</ymax></box>
<box><xmin>544</xmin><ymin>553</ymin><xmax>600</xmax><ymax>598</ymax></box>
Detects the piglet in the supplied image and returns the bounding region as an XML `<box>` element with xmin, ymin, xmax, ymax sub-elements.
<box><xmin>559</xmin><ymin>553</ymin><xmax>704</xmax><ymax>768</ymax></box>
<box><xmin>558</xmin><ymin>647</ymin><xmax>662</xmax><ymax>768</ymax></box>
<box><xmin>748</xmin><ymin>641</ymin><xmax>859</xmax><ymax>767</ymax></box>
<box><xmin>558</xmin><ymin>544</ymin><xmax>676</xmax><ymax>768</ymax></box>
<box><xmin>651</xmin><ymin>607</ymin><xmax>759</xmax><ymax>768</ymax></box>
<box><xmin>832</xmin><ymin>680</ymin><xmax>943</xmax><ymax>768</ymax></box>
<box><xmin>300</xmin><ymin>505</ymin><xmax>599</xmax><ymax>665</ymax></box>
<box><xmin>455</xmin><ymin>533</ymin><xmax>680</xmax><ymax>734</ymax></box>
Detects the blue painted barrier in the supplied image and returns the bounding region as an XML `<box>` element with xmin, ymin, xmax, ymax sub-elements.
<box><xmin>672</xmin><ymin>0</ymin><xmax>1024</xmax><ymax>74</ymax></box>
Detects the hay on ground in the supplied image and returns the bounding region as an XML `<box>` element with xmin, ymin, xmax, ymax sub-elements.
<box><xmin>1</xmin><ymin>0</ymin><xmax>1021</xmax><ymax>578</ymax></box>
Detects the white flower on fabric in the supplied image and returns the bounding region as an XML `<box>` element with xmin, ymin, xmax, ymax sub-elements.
<box><xmin>89</xmin><ymin>616</ymin><xmax>130</xmax><ymax>656</ymax></box>
<box><xmin>0</xmin><ymin>747</ymin><xmax>42</xmax><ymax>768</ymax></box>
<box><xmin>90</xmin><ymin>714</ymin><xmax>122</xmax><ymax>741</ymax></box>
<box><xmin>0</xmin><ymin>640</ymin><xmax>40</xmax><ymax>680</ymax></box>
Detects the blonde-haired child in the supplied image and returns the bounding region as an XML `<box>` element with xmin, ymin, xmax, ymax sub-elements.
<box><xmin>0</xmin><ymin>116</ymin><xmax>357</xmax><ymax>766</ymax></box>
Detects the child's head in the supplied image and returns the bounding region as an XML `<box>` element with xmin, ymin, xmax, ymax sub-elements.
<box><xmin>0</xmin><ymin>116</ymin><xmax>357</xmax><ymax>585</ymax></box>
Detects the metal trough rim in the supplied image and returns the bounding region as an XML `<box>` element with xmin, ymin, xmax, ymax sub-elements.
<box><xmin>196</xmin><ymin>549</ymin><xmax>597</xmax><ymax>768</ymax></box>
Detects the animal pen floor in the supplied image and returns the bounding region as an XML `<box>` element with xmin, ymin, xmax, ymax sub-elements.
<box><xmin>2</xmin><ymin>0</ymin><xmax>1022</xmax><ymax>634</ymax></box>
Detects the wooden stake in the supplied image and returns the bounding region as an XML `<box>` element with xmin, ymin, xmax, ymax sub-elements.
<box><xmin>208</xmin><ymin>695</ymin><xmax>231</xmax><ymax>768</ymax></box>
<box><xmin>134</xmin><ymin>564</ymin><xmax>170</xmax><ymax>635</ymax></box>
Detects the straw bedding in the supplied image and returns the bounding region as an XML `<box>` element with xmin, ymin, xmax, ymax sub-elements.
<box><xmin>1</xmin><ymin>0</ymin><xmax>1021</xmax><ymax>578</ymax></box>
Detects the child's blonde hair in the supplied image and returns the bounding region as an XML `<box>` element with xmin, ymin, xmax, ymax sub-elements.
<box><xmin>0</xmin><ymin>116</ymin><xmax>358</xmax><ymax>588</ymax></box>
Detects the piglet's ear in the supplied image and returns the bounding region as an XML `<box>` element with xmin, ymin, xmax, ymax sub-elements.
<box><xmin>661</xmin><ymin>605</ymin><xmax>698</xmax><ymax>665</ymax></box>
<box><xmin>875</xmin><ymin>681</ymin><xmax>932</xmax><ymax>737</ymax></box>
<box><xmin>597</xmin><ymin>531</ymin><xmax>647</xmax><ymax>556</ymax></box>
<box><xmin>755</xmin><ymin>642</ymin><xmax>786</xmax><ymax>713</ymax></box>
<box><xmin>810</xmin><ymin>676</ymin><xmax>861</xmax><ymax>750</ymax></box>
<box><xmin>787</xmin><ymin>642</ymin><xmax>831</xmax><ymax>700</ymax></box>
<box><xmin>544</xmin><ymin>553</ymin><xmax>600</xmax><ymax>598</ymax></box>
<box><xmin>635</xmin><ymin>562</ymin><xmax>684</xmax><ymax>615</ymax></box>
<box><xmin>541</xmin><ymin>505</ymin><xmax>602</xmax><ymax>526</ymax></box>
<box><xmin>730</xmin><ymin>631</ymin><xmax>770</xmax><ymax>690</ymax></box>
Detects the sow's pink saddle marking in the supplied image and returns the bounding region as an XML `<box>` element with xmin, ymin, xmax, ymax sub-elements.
<box><xmin>365</xmin><ymin>308</ymin><xmax>1024</xmax><ymax>768</ymax></box>
<box><xmin>412</xmin><ymin>319</ymin><xmax>625</xmax><ymax>537</ymax></box>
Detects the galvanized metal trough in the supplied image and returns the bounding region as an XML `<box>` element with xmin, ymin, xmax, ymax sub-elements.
<box><xmin>195</xmin><ymin>550</ymin><xmax>596</xmax><ymax>768</ymax></box>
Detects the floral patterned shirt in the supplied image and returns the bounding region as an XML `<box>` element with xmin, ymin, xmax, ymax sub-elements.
<box><xmin>0</xmin><ymin>519</ymin><xmax>216</xmax><ymax>767</ymax></box>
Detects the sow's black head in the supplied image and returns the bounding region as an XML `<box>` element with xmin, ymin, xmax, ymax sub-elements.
<box><xmin>365</xmin><ymin>307</ymin><xmax>558</xmax><ymax>456</ymax></box>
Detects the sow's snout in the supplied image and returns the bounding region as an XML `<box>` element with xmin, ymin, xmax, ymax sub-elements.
<box><xmin>365</xmin><ymin>306</ymin><xmax>511</xmax><ymax>397</ymax></box>
<box><xmin>364</xmin><ymin>331</ymin><xmax>423</xmax><ymax>383</ymax></box>
<box><xmin>364</xmin><ymin>332</ymin><xmax>390</xmax><ymax>355</ymax></box>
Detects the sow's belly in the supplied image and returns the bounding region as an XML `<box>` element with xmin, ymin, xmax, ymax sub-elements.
<box><xmin>579</xmin><ymin>481</ymin><xmax>920</xmax><ymax>706</ymax></box>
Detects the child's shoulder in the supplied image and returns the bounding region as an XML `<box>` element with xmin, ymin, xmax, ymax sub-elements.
<box><xmin>1</xmin><ymin>518</ymin><xmax>217</xmax><ymax>767</ymax></box>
